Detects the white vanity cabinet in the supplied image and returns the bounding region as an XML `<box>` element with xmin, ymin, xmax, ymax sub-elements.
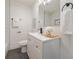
<box><xmin>27</xmin><ymin>35</ymin><xmax>42</xmax><ymax>59</ymax></box>
<box><xmin>27</xmin><ymin>33</ymin><xmax>60</xmax><ymax>59</ymax></box>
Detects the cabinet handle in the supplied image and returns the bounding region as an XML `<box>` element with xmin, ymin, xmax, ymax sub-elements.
<box><xmin>36</xmin><ymin>45</ymin><xmax>39</xmax><ymax>48</ymax></box>
<box><xmin>28</xmin><ymin>39</ymin><xmax>31</xmax><ymax>41</ymax></box>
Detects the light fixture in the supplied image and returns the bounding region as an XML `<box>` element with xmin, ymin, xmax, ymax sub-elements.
<box><xmin>47</xmin><ymin>0</ymin><xmax>51</xmax><ymax>3</ymax></box>
<box><xmin>39</xmin><ymin>0</ymin><xmax>51</xmax><ymax>5</ymax></box>
<box><xmin>43</xmin><ymin>0</ymin><xmax>51</xmax><ymax>5</ymax></box>
<box><xmin>39</xmin><ymin>0</ymin><xmax>43</xmax><ymax>4</ymax></box>
<box><xmin>43</xmin><ymin>1</ymin><xmax>46</xmax><ymax>5</ymax></box>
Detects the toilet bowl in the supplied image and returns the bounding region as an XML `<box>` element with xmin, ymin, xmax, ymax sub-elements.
<box><xmin>18</xmin><ymin>40</ymin><xmax>27</xmax><ymax>53</ymax></box>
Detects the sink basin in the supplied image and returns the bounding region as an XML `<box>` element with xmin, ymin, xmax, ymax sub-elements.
<box><xmin>42</xmin><ymin>32</ymin><xmax>61</xmax><ymax>38</ymax></box>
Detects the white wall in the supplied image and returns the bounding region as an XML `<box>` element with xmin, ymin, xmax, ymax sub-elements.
<box><xmin>5</xmin><ymin>0</ymin><xmax>10</xmax><ymax>55</ymax></box>
<box><xmin>60</xmin><ymin>0</ymin><xmax>73</xmax><ymax>33</ymax></box>
<box><xmin>39</xmin><ymin>7</ymin><xmax>44</xmax><ymax>27</ymax></box>
<box><xmin>10</xmin><ymin>0</ymin><xmax>33</xmax><ymax>49</ymax></box>
<box><xmin>32</xmin><ymin>0</ymin><xmax>42</xmax><ymax>30</ymax></box>
<box><xmin>60</xmin><ymin>0</ymin><xmax>73</xmax><ymax>59</ymax></box>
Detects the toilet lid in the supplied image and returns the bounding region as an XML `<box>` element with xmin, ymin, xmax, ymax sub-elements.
<box><xmin>19</xmin><ymin>40</ymin><xmax>27</xmax><ymax>46</ymax></box>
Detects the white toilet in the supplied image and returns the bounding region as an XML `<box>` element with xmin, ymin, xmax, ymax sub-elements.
<box><xmin>18</xmin><ymin>40</ymin><xmax>27</xmax><ymax>53</ymax></box>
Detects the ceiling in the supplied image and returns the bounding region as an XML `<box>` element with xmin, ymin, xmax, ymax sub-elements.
<box><xmin>15</xmin><ymin>0</ymin><xmax>37</xmax><ymax>6</ymax></box>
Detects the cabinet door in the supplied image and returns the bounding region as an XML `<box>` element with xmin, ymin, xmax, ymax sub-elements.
<box><xmin>43</xmin><ymin>39</ymin><xmax>60</xmax><ymax>59</ymax></box>
<box><xmin>27</xmin><ymin>37</ymin><xmax>35</xmax><ymax>59</ymax></box>
<box><xmin>27</xmin><ymin>36</ymin><xmax>42</xmax><ymax>59</ymax></box>
<box><xmin>33</xmin><ymin>39</ymin><xmax>42</xmax><ymax>59</ymax></box>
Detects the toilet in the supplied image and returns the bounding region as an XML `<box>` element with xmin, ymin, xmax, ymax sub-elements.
<box><xmin>18</xmin><ymin>40</ymin><xmax>27</xmax><ymax>53</ymax></box>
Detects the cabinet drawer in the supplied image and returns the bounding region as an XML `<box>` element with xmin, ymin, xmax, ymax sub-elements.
<box><xmin>33</xmin><ymin>39</ymin><xmax>42</xmax><ymax>50</ymax></box>
<box><xmin>27</xmin><ymin>36</ymin><xmax>33</xmax><ymax>42</ymax></box>
<box><xmin>27</xmin><ymin>35</ymin><xmax>42</xmax><ymax>59</ymax></box>
<box><xmin>33</xmin><ymin>42</ymin><xmax>42</xmax><ymax>59</ymax></box>
<box><xmin>28</xmin><ymin>35</ymin><xmax>42</xmax><ymax>50</ymax></box>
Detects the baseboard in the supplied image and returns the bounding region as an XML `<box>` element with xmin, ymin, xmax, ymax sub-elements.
<box><xmin>5</xmin><ymin>44</ymin><xmax>9</xmax><ymax>56</ymax></box>
<box><xmin>9</xmin><ymin>46</ymin><xmax>21</xmax><ymax>50</ymax></box>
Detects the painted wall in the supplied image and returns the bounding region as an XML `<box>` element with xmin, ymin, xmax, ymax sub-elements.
<box><xmin>32</xmin><ymin>0</ymin><xmax>42</xmax><ymax>30</ymax></box>
<box><xmin>60</xmin><ymin>0</ymin><xmax>73</xmax><ymax>33</ymax></box>
<box><xmin>60</xmin><ymin>0</ymin><xmax>73</xmax><ymax>59</ymax></box>
<box><xmin>32</xmin><ymin>1</ymin><xmax>39</xmax><ymax>30</ymax></box>
<box><xmin>5</xmin><ymin>0</ymin><xmax>10</xmax><ymax>55</ymax></box>
<box><xmin>39</xmin><ymin>6</ymin><xmax>44</xmax><ymax>28</ymax></box>
<box><xmin>10</xmin><ymin>0</ymin><xmax>33</xmax><ymax>49</ymax></box>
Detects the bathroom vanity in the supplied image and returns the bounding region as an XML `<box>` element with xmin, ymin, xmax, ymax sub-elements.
<box><xmin>27</xmin><ymin>32</ymin><xmax>61</xmax><ymax>59</ymax></box>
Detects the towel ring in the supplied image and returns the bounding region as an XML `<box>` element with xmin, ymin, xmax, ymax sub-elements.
<box><xmin>62</xmin><ymin>2</ymin><xmax>73</xmax><ymax>12</ymax></box>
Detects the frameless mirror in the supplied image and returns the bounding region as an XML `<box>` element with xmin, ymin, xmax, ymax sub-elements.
<box><xmin>39</xmin><ymin>0</ymin><xmax>60</xmax><ymax>27</ymax></box>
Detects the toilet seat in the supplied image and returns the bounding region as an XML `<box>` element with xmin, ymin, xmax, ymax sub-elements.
<box><xmin>18</xmin><ymin>40</ymin><xmax>27</xmax><ymax>53</ymax></box>
<box><xmin>19</xmin><ymin>40</ymin><xmax>27</xmax><ymax>46</ymax></box>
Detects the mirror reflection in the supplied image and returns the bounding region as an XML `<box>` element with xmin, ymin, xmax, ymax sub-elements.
<box><xmin>39</xmin><ymin>0</ymin><xmax>60</xmax><ymax>27</ymax></box>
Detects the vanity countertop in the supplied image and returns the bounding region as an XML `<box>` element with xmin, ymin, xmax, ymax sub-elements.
<box><xmin>28</xmin><ymin>32</ymin><xmax>61</xmax><ymax>42</ymax></box>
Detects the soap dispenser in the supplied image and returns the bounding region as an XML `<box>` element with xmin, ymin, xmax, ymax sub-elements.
<box><xmin>40</xmin><ymin>28</ymin><xmax>43</xmax><ymax>34</ymax></box>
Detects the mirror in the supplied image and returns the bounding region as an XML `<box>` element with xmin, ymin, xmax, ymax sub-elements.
<box><xmin>39</xmin><ymin>0</ymin><xmax>60</xmax><ymax>27</ymax></box>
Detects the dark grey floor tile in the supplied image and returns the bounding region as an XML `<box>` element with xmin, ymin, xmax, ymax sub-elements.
<box><xmin>6</xmin><ymin>48</ymin><xmax>29</xmax><ymax>59</ymax></box>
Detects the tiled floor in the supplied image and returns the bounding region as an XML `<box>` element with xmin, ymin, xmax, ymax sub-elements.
<box><xmin>6</xmin><ymin>48</ymin><xmax>29</xmax><ymax>59</ymax></box>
